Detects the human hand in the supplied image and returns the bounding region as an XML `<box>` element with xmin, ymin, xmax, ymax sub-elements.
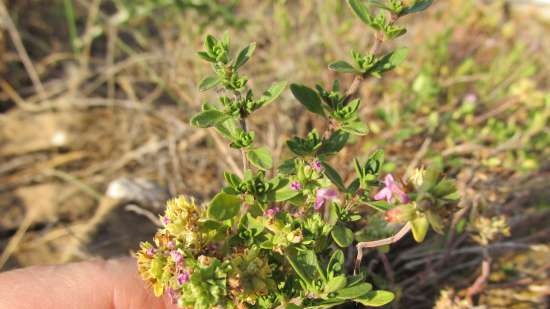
<box><xmin>0</xmin><ymin>257</ymin><xmax>178</xmax><ymax>309</ymax></box>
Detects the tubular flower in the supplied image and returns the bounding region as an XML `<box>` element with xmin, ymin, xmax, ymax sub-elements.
<box><xmin>314</xmin><ymin>188</ymin><xmax>338</xmax><ymax>210</ymax></box>
<box><xmin>374</xmin><ymin>174</ymin><xmax>410</xmax><ymax>203</ymax></box>
<box><xmin>264</xmin><ymin>207</ymin><xmax>280</xmax><ymax>218</ymax></box>
<box><xmin>290</xmin><ymin>181</ymin><xmax>302</xmax><ymax>191</ymax></box>
<box><xmin>310</xmin><ymin>159</ymin><xmax>324</xmax><ymax>172</ymax></box>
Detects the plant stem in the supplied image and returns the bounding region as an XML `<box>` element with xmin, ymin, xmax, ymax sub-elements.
<box><xmin>343</xmin><ymin>14</ymin><xmax>398</xmax><ymax>104</ymax></box>
<box><xmin>240</xmin><ymin>117</ymin><xmax>248</xmax><ymax>171</ymax></box>
<box><xmin>354</xmin><ymin>222</ymin><xmax>412</xmax><ymax>274</ymax></box>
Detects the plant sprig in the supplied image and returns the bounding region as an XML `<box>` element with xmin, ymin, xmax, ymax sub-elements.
<box><xmin>137</xmin><ymin>1</ymin><xmax>460</xmax><ymax>308</ymax></box>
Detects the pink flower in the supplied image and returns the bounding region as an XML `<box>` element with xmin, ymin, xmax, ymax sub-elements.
<box><xmin>166</xmin><ymin>288</ymin><xmax>178</xmax><ymax>304</ymax></box>
<box><xmin>167</xmin><ymin>240</ymin><xmax>176</xmax><ymax>250</ymax></box>
<box><xmin>314</xmin><ymin>188</ymin><xmax>338</xmax><ymax>210</ymax></box>
<box><xmin>170</xmin><ymin>250</ymin><xmax>184</xmax><ymax>265</ymax></box>
<box><xmin>310</xmin><ymin>159</ymin><xmax>324</xmax><ymax>172</ymax></box>
<box><xmin>146</xmin><ymin>247</ymin><xmax>156</xmax><ymax>257</ymax></box>
<box><xmin>374</xmin><ymin>174</ymin><xmax>409</xmax><ymax>203</ymax></box>
<box><xmin>264</xmin><ymin>207</ymin><xmax>280</xmax><ymax>218</ymax></box>
<box><xmin>290</xmin><ymin>181</ymin><xmax>302</xmax><ymax>191</ymax></box>
<box><xmin>161</xmin><ymin>216</ymin><xmax>170</xmax><ymax>225</ymax></box>
<box><xmin>177</xmin><ymin>270</ymin><xmax>190</xmax><ymax>285</ymax></box>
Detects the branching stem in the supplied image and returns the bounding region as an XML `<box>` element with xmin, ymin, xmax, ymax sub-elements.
<box><xmin>354</xmin><ymin>222</ymin><xmax>412</xmax><ymax>274</ymax></box>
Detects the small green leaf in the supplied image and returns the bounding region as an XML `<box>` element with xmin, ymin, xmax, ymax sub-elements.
<box><xmin>322</xmin><ymin>162</ymin><xmax>346</xmax><ymax>191</ymax></box>
<box><xmin>431</xmin><ymin>179</ymin><xmax>456</xmax><ymax>198</ymax></box>
<box><xmin>197</xmin><ymin>51</ymin><xmax>215</xmax><ymax>62</ymax></box>
<box><xmin>324</xmin><ymin>275</ymin><xmax>347</xmax><ymax>293</ymax></box>
<box><xmin>356</xmin><ymin>290</ymin><xmax>395</xmax><ymax>306</ymax></box>
<box><xmin>327</xmin><ymin>202</ymin><xmax>340</xmax><ymax>226</ymax></box>
<box><xmin>328</xmin><ymin>61</ymin><xmax>356</xmax><ymax>73</ymax></box>
<box><xmin>401</xmin><ymin>0</ymin><xmax>433</xmax><ymax>15</ymax></box>
<box><xmin>190</xmin><ymin>110</ymin><xmax>230</xmax><ymax>128</ymax></box>
<box><xmin>327</xmin><ymin>250</ymin><xmax>345</xmax><ymax>274</ymax></box>
<box><xmin>410</xmin><ymin>215</ymin><xmax>429</xmax><ymax>242</ymax></box>
<box><xmin>198</xmin><ymin>75</ymin><xmax>221</xmax><ymax>91</ymax></box>
<box><xmin>331</xmin><ymin>223</ymin><xmax>354</xmax><ymax>247</ymax></box>
<box><xmin>290</xmin><ymin>84</ymin><xmax>325</xmax><ymax>117</ymax></box>
<box><xmin>347</xmin><ymin>0</ymin><xmax>373</xmax><ymax>25</ymax></box>
<box><xmin>198</xmin><ymin>219</ymin><xmax>227</xmax><ymax>232</ymax></box>
<box><xmin>365</xmin><ymin>200</ymin><xmax>391</xmax><ymax>212</ymax></box>
<box><xmin>247</xmin><ymin>147</ymin><xmax>273</xmax><ymax>170</ymax></box>
<box><xmin>341</xmin><ymin>120</ymin><xmax>369</xmax><ymax>135</ymax></box>
<box><xmin>334</xmin><ymin>282</ymin><xmax>372</xmax><ymax>299</ymax></box>
<box><xmin>375</xmin><ymin>48</ymin><xmax>409</xmax><ymax>73</ymax></box>
<box><xmin>207</xmin><ymin>192</ymin><xmax>241</xmax><ymax>221</ymax></box>
<box><xmin>278</xmin><ymin>159</ymin><xmax>296</xmax><ymax>175</ymax></box>
<box><xmin>258</xmin><ymin>81</ymin><xmax>287</xmax><ymax>106</ymax></box>
<box><xmin>234</xmin><ymin>42</ymin><xmax>256</xmax><ymax>69</ymax></box>
<box><xmin>273</xmin><ymin>186</ymin><xmax>300</xmax><ymax>202</ymax></box>
<box><xmin>425</xmin><ymin>211</ymin><xmax>444</xmax><ymax>234</ymax></box>
<box><xmin>318</xmin><ymin>131</ymin><xmax>350</xmax><ymax>155</ymax></box>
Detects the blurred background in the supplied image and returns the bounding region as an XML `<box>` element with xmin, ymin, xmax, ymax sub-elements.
<box><xmin>0</xmin><ymin>0</ymin><xmax>548</xmax><ymax>308</ymax></box>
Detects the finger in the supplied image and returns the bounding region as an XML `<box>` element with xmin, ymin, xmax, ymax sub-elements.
<box><xmin>0</xmin><ymin>257</ymin><xmax>179</xmax><ymax>309</ymax></box>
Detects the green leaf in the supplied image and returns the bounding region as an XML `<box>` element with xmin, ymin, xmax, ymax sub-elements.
<box><xmin>401</xmin><ymin>0</ymin><xmax>433</xmax><ymax>15</ymax></box>
<box><xmin>431</xmin><ymin>179</ymin><xmax>457</xmax><ymax>198</ymax></box>
<box><xmin>324</xmin><ymin>275</ymin><xmax>347</xmax><ymax>293</ymax></box>
<box><xmin>318</xmin><ymin>131</ymin><xmax>350</xmax><ymax>155</ymax></box>
<box><xmin>190</xmin><ymin>110</ymin><xmax>230</xmax><ymax>128</ymax></box>
<box><xmin>410</xmin><ymin>215</ymin><xmax>429</xmax><ymax>242</ymax></box>
<box><xmin>356</xmin><ymin>290</ymin><xmax>395</xmax><ymax>306</ymax></box>
<box><xmin>347</xmin><ymin>178</ymin><xmax>361</xmax><ymax>194</ymax></box>
<box><xmin>322</xmin><ymin>162</ymin><xmax>346</xmax><ymax>191</ymax></box>
<box><xmin>327</xmin><ymin>202</ymin><xmax>340</xmax><ymax>226</ymax></box>
<box><xmin>290</xmin><ymin>84</ymin><xmax>325</xmax><ymax>117</ymax></box>
<box><xmin>341</xmin><ymin>120</ymin><xmax>369</xmax><ymax>135</ymax></box>
<box><xmin>327</xmin><ymin>250</ymin><xmax>345</xmax><ymax>275</ymax></box>
<box><xmin>347</xmin><ymin>0</ymin><xmax>373</xmax><ymax>25</ymax></box>
<box><xmin>331</xmin><ymin>223</ymin><xmax>354</xmax><ymax>247</ymax></box>
<box><xmin>234</xmin><ymin>42</ymin><xmax>256</xmax><ymax>69</ymax></box>
<box><xmin>247</xmin><ymin>147</ymin><xmax>273</xmax><ymax>170</ymax></box>
<box><xmin>286</xmin><ymin>248</ymin><xmax>319</xmax><ymax>286</ymax></box>
<box><xmin>207</xmin><ymin>192</ymin><xmax>241</xmax><ymax>221</ymax></box>
<box><xmin>198</xmin><ymin>219</ymin><xmax>227</xmax><ymax>232</ymax></box>
<box><xmin>273</xmin><ymin>185</ymin><xmax>300</xmax><ymax>202</ymax></box>
<box><xmin>334</xmin><ymin>282</ymin><xmax>372</xmax><ymax>299</ymax></box>
<box><xmin>425</xmin><ymin>211</ymin><xmax>444</xmax><ymax>234</ymax></box>
<box><xmin>375</xmin><ymin>47</ymin><xmax>409</xmax><ymax>73</ymax></box>
<box><xmin>328</xmin><ymin>61</ymin><xmax>356</xmax><ymax>73</ymax></box>
<box><xmin>214</xmin><ymin>118</ymin><xmax>239</xmax><ymax>140</ymax></box>
<box><xmin>258</xmin><ymin>81</ymin><xmax>287</xmax><ymax>106</ymax></box>
<box><xmin>198</xmin><ymin>75</ymin><xmax>221</xmax><ymax>91</ymax></box>
<box><xmin>365</xmin><ymin>200</ymin><xmax>391</xmax><ymax>212</ymax></box>
<box><xmin>278</xmin><ymin>159</ymin><xmax>296</xmax><ymax>175</ymax></box>
<box><xmin>197</xmin><ymin>51</ymin><xmax>215</xmax><ymax>62</ymax></box>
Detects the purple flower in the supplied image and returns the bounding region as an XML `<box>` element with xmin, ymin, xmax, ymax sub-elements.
<box><xmin>264</xmin><ymin>207</ymin><xmax>280</xmax><ymax>218</ymax></box>
<box><xmin>290</xmin><ymin>181</ymin><xmax>302</xmax><ymax>191</ymax></box>
<box><xmin>170</xmin><ymin>250</ymin><xmax>184</xmax><ymax>265</ymax></box>
<box><xmin>166</xmin><ymin>288</ymin><xmax>178</xmax><ymax>304</ymax></box>
<box><xmin>310</xmin><ymin>159</ymin><xmax>324</xmax><ymax>172</ymax></box>
<box><xmin>464</xmin><ymin>93</ymin><xmax>478</xmax><ymax>103</ymax></box>
<box><xmin>374</xmin><ymin>174</ymin><xmax>410</xmax><ymax>203</ymax></box>
<box><xmin>177</xmin><ymin>270</ymin><xmax>190</xmax><ymax>285</ymax></box>
<box><xmin>167</xmin><ymin>240</ymin><xmax>176</xmax><ymax>250</ymax></box>
<box><xmin>161</xmin><ymin>216</ymin><xmax>170</xmax><ymax>225</ymax></box>
<box><xmin>146</xmin><ymin>247</ymin><xmax>156</xmax><ymax>257</ymax></box>
<box><xmin>314</xmin><ymin>188</ymin><xmax>338</xmax><ymax>210</ymax></box>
